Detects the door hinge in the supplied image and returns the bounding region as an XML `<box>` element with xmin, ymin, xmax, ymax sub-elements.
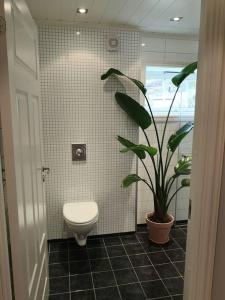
<box><xmin>0</xmin><ymin>16</ymin><xmax>6</xmax><ymax>34</ymax></box>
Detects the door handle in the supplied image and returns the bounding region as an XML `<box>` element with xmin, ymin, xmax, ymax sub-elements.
<box><xmin>41</xmin><ymin>167</ymin><xmax>50</xmax><ymax>182</ymax></box>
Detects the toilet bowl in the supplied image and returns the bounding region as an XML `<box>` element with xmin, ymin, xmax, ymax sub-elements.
<box><xmin>63</xmin><ymin>201</ymin><xmax>98</xmax><ymax>246</ymax></box>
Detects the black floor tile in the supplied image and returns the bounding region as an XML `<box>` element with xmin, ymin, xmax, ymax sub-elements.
<box><xmin>148</xmin><ymin>251</ymin><xmax>170</xmax><ymax>265</ymax></box>
<box><xmin>110</xmin><ymin>256</ymin><xmax>132</xmax><ymax>270</ymax></box>
<box><xmin>49</xmin><ymin>251</ymin><xmax>68</xmax><ymax>264</ymax></box>
<box><xmin>120</xmin><ymin>234</ymin><xmax>139</xmax><ymax>244</ymax></box>
<box><xmin>166</xmin><ymin>249</ymin><xmax>185</xmax><ymax>262</ymax></box>
<box><xmin>107</xmin><ymin>245</ymin><xmax>126</xmax><ymax>257</ymax></box>
<box><xmin>69</xmin><ymin>249</ymin><xmax>88</xmax><ymax>261</ymax></box>
<box><xmin>95</xmin><ymin>287</ymin><xmax>120</xmax><ymax>300</ymax></box>
<box><xmin>49</xmin><ymin>263</ymin><xmax>69</xmax><ymax>278</ymax></box>
<box><xmin>90</xmin><ymin>258</ymin><xmax>111</xmax><ymax>272</ymax></box>
<box><xmin>170</xmin><ymin>228</ymin><xmax>186</xmax><ymax>239</ymax></box>
<box><xmin>135</xmin><ymin>265</ymin><xmax>159</xmax><ymax>282</ymax></box>
<box><xmin>155</xmin><ymin>263</ymin><xmax>180</xmax><ymax>279</ymax></box>
<box><xmin>124</xmin><ymin>243</ymin><xmax>145</xmax><ymax>255</ymax></box>
<box><xmin>163</xmin><ymin>277</ymin><xmax>184</xmax><ymax>295</ymax></box>
<box><xmin>114</xmin><ymin>268</ymin><xmax>138</xmax><ymax>285</ymax></box>
<box><xmin>119</xmin><ymin>283</ymin><xmax>146</xmax><ymax>300</ymax></box>
<box><xmin>173</xmin><ymin>295</ymin><xmax>183</xmax><ymax>300</ymax></box>
<box><xmin>49</xmin><ymin>277</ymin><xmax>69</xmax><ymax>294</ymax></box>
<box><xmin>174</xmin><ymin>261</ymin><xmax>185</xmax><ymax>276</ymax></box>
<box><xmin>129</xmin><ymin>254</ymin><xmax>151</xmax><ymax>267</ymax></box>
<box><xmin>92</xmin><ymin>271</ymin><xmax>116</xmax><ymax>288</ymax></box>
<box><xmin>162</xmin><ymin>239</ymin><xmax>181</xmax><ymax>251</ymax></box>
<box><xmin>136</xmin><ymin>225</ymin><xmax>147</xmax><ymax>232</ymax></box>
<box><xmin>70</xmin><ymin>273</ymin><xmax>93</xmax><ymax>292</ymax></box>
<box><xmin>49</xmin><ymin>293</ymin><xmax>70</xmax><ymax>300</ymax></box>
<box><xmin>140</xmin><ymin>240</ymin><xmax>163</xmax><ymax>253</ymax></box>
<box><xmin>104</xmin><ymin>236</ymin><xmax>121</xmax><ymax>246</ymax></box>
<box><xmin>174</xmin><ymin>238</ymin><xmax>187</xmax><ymax>251</ymax></box>
<box><xmin>141</xmin><ymin>280</ymin><xmax>169</xmax><ymax>299</ymax></box>
<box><xmin>69</xmin><ymin>260</ymin><xmax>90</xmax><ymax>275</ymax></box>
<box><xmin>88</xmin><ymin>247</ymin><xmax>107</xmax><ymax>259</ymax></box>
<box><xmin>87</xmin><ymin>238</ymin><xmax>104</xmax><ymax>248</ymax></box>
<box><xmin>71</xmin><ymin>290</ymin><xmax>95</xmax><ymax>300</ymax></box>
<box><xmin>68</xmin><ymin>241</ymin><xmax>80</xmax><ymax>250</ymax></box>
<box><xmin>49</xmin><ymin>240</ymin><xmax>68</xmax><ymax>252</ymax></box>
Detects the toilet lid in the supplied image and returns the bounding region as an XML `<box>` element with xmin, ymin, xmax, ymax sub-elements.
<box><xmin>63</xmin><ymin>202</ymin><xmax>98</xmax><ymax>224</ymax></box>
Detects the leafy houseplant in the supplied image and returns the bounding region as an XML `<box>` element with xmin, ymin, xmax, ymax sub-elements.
<box><xmin>101</xmin><ymin>62</ymin><xmax>197</xmax><ymax>244</ymax></box>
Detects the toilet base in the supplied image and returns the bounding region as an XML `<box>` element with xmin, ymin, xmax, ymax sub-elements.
<box><xmin>74</xmin><ymin>233</ymin><xmax>87</xmax><ymax>246</ymax></box>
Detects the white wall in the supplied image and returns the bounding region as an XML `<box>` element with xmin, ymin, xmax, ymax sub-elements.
<box><xmin>38</xmin><ymin>24</ymin><xmax>141</xmax><ymax>239</ymax></box>
<box><xmin>137</xmin><ymin>34</ymin><xmax>198</xmax><ymax>224</ymax></box>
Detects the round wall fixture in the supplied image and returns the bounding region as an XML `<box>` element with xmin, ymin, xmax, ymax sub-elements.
<box><xmin>106</xmin><ymin>35</ymin><xmax>120</xmax><ymax>52</ymax></box>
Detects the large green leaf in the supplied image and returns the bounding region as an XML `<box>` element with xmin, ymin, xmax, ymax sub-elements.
<box><xmin>121</xmin><ymin>144</ymin><xmax>157</xmax><ymax>157</ymax></box>
<box><xmin>175</xmin><ymin>156</ymin><xmax>192</xmax><ymax>175</ymax></box>
<box><xmin>181</xmin><ymin>178</ymin><xmax>191</xmax><ymax>187</ymax></box>
<box><xmin>122</xmin><ymin>174</ymin><xmax>142</xmax><ymax>187</ymax></box>
<box><xmin>101</xmin><ymin>68</ymin><xmax>147</xmax><ymax>95</ymax></box>
<box><xmin>115</xmin><ymin>92</ymin><xmax>151</xmax><ymax>129</ymax></box>
<box><xmin>117</xmin><ymin>136</ymin><xmax>146</xmax><ymax>159</ymax></box>
<box><xmin>172</xmin><ymin>62</ymin><xmax>197</xmax><ymax>87</ymax></box>
<box><xmin>168</xmin><ymin>122</ymin><xmax>194</xmax><ymax>152</ymax></box>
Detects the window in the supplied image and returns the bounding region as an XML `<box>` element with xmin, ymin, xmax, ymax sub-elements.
<box><xmin>145</xmin><ymin>66</ymin><xmax>197</xmax><ymax>117</ymax></box>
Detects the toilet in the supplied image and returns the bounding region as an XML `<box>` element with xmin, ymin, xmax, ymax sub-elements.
<box><xmin>63</xmin><ymin>201</ymin><xmax>98</xmax><ymax>246</ymax></box>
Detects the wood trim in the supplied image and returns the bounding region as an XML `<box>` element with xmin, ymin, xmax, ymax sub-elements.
<box><xmin>184</xmin><ymin>0</ymin><xmax>225</xmax><ymax>299</ymax></box>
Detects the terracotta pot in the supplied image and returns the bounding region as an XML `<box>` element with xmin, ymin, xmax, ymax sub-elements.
<box><xmin>146</xmin><ymin>212</ymin><xmax>174</xmax><ymax>244</ymax></box>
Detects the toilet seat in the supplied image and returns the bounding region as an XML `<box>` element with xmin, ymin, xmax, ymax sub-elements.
<box><xmin>63</xmin><ymin>202</ymin><xmax>98</xmax><ymax>224</ymax></box>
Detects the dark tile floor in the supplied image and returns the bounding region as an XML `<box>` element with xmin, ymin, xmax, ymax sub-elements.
<box><xmin>48</xmin><ymin>224</ymin><xmax>187</xmax><ymax>300</ymax></box>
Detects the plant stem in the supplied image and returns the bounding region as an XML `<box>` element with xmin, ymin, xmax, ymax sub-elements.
<box><xmin>140</xmin><ymin>159</ymin><xmax>155</xmax><ymax>195</ymax></box>
<box><xmin>166</xmin><ymin>186</ymin><xmax>184</xmax><ymax>210</ymax></box>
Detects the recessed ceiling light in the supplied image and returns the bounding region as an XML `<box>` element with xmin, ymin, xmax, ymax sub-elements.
<box><xmin>77</xmin><ymin>8</ymin><xmax>88</xmax><ymax>14</ymax></box>
<box><xmin>141</xmin><ymin>43</ymin><xmax>146</xmax><ymax>47</ymax></box>
<box><xmin>170</xmin><ymin>16</ymin><xmax>183</xmax><ymax>22</ymax></box>
<box><xmin>76</xmin><ymin>31</ymin><xmax>81</xmax><ymax>35</ymax></box>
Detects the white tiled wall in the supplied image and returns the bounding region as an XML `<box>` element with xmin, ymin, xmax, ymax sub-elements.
<box><xmin>137</xmin><ymin>34</ymin><xmax>198</xmax><ymax>224</ymax></box>
<box><xmin>38</xmin><ymin>24</ymin><xmax>141</xmax><ymax>239</ymax></box>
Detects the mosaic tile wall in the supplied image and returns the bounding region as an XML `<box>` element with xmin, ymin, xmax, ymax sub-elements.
<box><xmin>38</xmin><ymin>24</ymin><xmax>141</xmax><ymax>239</ymax></box>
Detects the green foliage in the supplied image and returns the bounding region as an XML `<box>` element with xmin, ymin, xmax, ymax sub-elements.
<box><xmin>101</xmin><ymin>62</ymin><xmax>196</xmax><ymax>223</ymax></box>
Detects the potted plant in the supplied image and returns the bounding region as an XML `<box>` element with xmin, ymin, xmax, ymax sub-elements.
<box><xmin>101</xmin><ymin>62</ymin><xmax>197</xmax><ymax>244</ymax></box>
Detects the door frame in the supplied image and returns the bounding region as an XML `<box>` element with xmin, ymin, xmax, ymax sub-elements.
<box><xmin>184</xmin><ymin>0</ymin><xmax>225</xmax><ymax>299</ymax></box>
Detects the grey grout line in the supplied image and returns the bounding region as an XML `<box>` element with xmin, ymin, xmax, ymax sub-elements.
<box><xmin>119</xmin><ymin>236</ymin><xmax>149</xmax><ymax>299</ymax></box>
<box><xmin>102</xmin><ymin>238</ymin><xmax>123</xmax><ymax>300</ymax></box>
<box><xmin>86</xmin><ymin>249</ymin><xmax>97</xmax><ymax>300</ymax></box>
<box><xmin>163</xmin><ymin>248</ymin><xmax>185</xmax><ymax>279</ymax></box>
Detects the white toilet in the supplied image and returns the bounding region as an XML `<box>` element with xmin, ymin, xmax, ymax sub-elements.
<box><xmin>63</xmin><ymin>201</ymin><xmax>99</xmax><ymax>246</ymax></box>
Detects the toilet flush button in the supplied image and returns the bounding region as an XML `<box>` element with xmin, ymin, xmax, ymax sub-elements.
<box><xmin>72</xmin><ymin>144</ymin><xmax>86</xmax><ymax>161</ymax></box>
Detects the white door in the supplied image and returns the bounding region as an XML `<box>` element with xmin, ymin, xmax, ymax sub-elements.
<box><xmin>0</xmin><ymin>0</ymin><xmax>48</xmax><ymax>299</ymax></box>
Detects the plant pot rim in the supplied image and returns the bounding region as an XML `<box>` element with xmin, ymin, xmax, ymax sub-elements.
<box><xmin>146</xmin><ymin>212</ymin><xmax>174</xmax><ymax>226</ymax></box>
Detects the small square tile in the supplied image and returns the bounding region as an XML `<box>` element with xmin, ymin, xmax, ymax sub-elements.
<box><xmin>69</xmin><ymin>260</ymin><xmax>90</xmax><ymax>275</ymax></box>
<box><xmin>165</xmin><ymin>249</ymin><xmax>185</xmax><ymax>262</ymax></box>
<box><xmin>120</xmin><ymin>234</ymin><xmax>138</xmax><ymax>244</ymax></box>
<box><xmin>148</xmin><ymin>251</ymin><xmax>170</xmax><ymax>265</ymax></box>
<box><xmin>135</xmin><ymin>266</ymin><xmax>159</xmax><ymax>282</ymax></box>
<box><xmin>90</xmin><ymin>258</ymin><xmax>111</xmax><ymax>272</ymax></box>
<box><xmin>49</xmin><ymin>263</ymin><xmax>69</xmax><ymax>278</ymax></box>
<box><xmin>69</xmin><ymin>249</ymin><xmax>88</xmax><ymax>261</ymax></box>
<box><xmin>107</xmin><ymin>245</ymin><xmax>126</xmax><ymax>257</ymax></box>
<box><xmin>49</xmin><ymin>251</ymin><xmax>68</xmax><ymax>264</ymax></box>
<box><xmin>114</xmin><ymin>269</ymin><xmax>138</xmax><ymax>285</ymax></box>
<box><xmin>88</xmin><ymin>247</ymin><xmax>108</xmax><ymax>259</ymax></box>
<box><xmin>71</xmin><ymin>290</ymin><xmax>95</xmax><ymax>300</ymax></box>
<box><xmin>163</xmin><ymin>277</ymin><xmax>184</xmax><ymax>295</ymax></box>
<box><xmin>119</xmin><ymin>283</ymin><xmax>146</xmax><ymax>300</ymax></box>
<box><xmin>141</xmin><ymin>280</ymin><xmax>169</xmax><ymax>299</ymax></box>
<box><xmin>124</xmin><ymin>244</ymin><xmax>144</xmax><ymax>255</ymax></box>
<box><xmin>95</xmin><ymin>287</ymin><xmax>120</xmax><ymax>300</ymax></box>
<box><xmin>104</xmin><ymin>236</ymin><xmax>121</xmax><ymax>246</ymax></box>
<box><xmin>93</xmin><ymin>271</ymin><xmax>116</xmax><ymax>288</ymax></box>
<box><xmin>70</xmin><ymin>273</ymin><xmax>93</xmax><ymax>292</ymax></box>
<box><xmin>49</xmin><ymin>277</ymin><xmax>69</xmax><ymax>294</ymax></box>
<box><xmin>49</xmin><ymin>240</ymin><xmax>68</xmax><ymax>252</ymax></box>
<box><xmin>49</xmin><ymin>293</ymin><xmax>70</xmax><ymax>300</ymax></box>
<box><xmin>129</xmin><ymin>254</ymin><xmax>151</xmax><ymax>267</ymax></box>
<box><xmin>110</xmin><ymin>256</ymin><xmax>131</xmax><ymax>270</ymax></box>
<box><xmin>155</xmin><ymin>263</ymin><xmax>180</xmax><ymax>279</ymax></box>
<box><xmin>174</xmin><ymin>261</ymin><xmax>185</xmax><ymax>276</ymax></box>
<box><xmin>87</xmin><ymin>238</ymin><xmax>104</xmax><ymax>248</ymax></box>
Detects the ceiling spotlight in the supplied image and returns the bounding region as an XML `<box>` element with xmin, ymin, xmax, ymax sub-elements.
<box><xmin>77</xmin><ymin>8</ymin><xmax>88</xmax><ymax>14</ymax></box>
<box><xmin>170</xmin><ymin>16</ymin><xmax>183</xmax><ymax>22</ymax></box>
<box><xmin>76</xmin><ymin>31</ymin><xmax>81</xmax><ymax>35</ymax></box>
<box><xmin>141</xmin><ymin>43</ymin><xmax>146</xmax><ymax>47</ymax></box>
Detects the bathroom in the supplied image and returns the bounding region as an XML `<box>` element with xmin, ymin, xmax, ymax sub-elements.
<box><xmin>1</xmin><ymin>0</ymin><xmax>225</xmax><ymax>300</ymax></box>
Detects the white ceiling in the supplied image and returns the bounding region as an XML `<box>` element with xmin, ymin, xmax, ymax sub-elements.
<box><xmin>26</xmin><ymin>0</ymin><xmax>201</xmax><ymax>35</ymax></box>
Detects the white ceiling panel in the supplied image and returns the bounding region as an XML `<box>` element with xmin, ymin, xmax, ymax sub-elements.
<box><xmin>26</xmin><ymin>0</ymin><xmax>201</xmax><ymax>35</ymax></box>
